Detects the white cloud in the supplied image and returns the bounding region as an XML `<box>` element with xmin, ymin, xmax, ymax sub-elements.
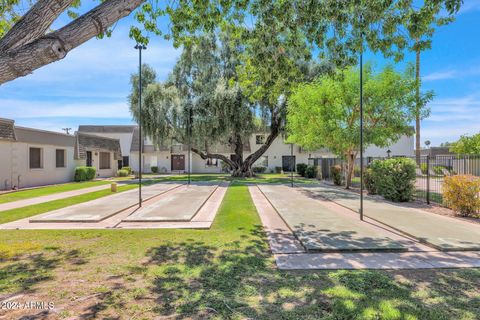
<box><xmin>422</xmin><ymin>70</ymin><xmax>457</xmax><ymax>81</ymax></box>
<box><xmin>0</xmin><ymin>99</ymin><xmax>131</xmax><ymax>119</ymax></box>
<box><xmin>458</xmin><ymin>1</ymin><xmax>480</xmax><ymax>14</ymax></box>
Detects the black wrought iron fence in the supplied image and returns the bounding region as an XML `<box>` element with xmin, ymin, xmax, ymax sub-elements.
<box><xmin>311</xmin><ymin>154</ymin><xmax>480</xmax><ymax>207</ymax></box>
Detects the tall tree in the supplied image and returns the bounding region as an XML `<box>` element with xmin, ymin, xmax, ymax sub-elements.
<box><xmin>287</xmin><ymin>65</ymin><xmax>417</xmax><ymax>188</ymax></box>
<box><xmin>401</xmin><ymin>4</ymin><xmax>456</xmax><ymax>163</ymax></box>
<box><xmin>129</xmin><ymin>34</ymin><xmax>258</xmax><ymax>176</ymax></box>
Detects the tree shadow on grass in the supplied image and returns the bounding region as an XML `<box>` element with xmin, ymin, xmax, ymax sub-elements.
<box><xmin>138</xmin><ymin>225</ymin><xmax>479</xmax><ymax>320</ymax></box>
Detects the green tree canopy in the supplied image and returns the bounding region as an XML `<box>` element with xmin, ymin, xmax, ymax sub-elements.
<box><xmin>129</xmin><ymin>33</ymin><xmax>260</xmax><ymax>176</ymax></box>
<box><xmin>287</xmin><ymin>64</ymin><xmax>417</xmax><ymax>188</ymax></box>
<box><xmin>450</xmin><ymin>133</ymin><xmax>480</xmax><ymax>155</ymax></box>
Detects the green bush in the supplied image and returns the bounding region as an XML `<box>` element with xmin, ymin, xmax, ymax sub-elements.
<box><xmin>253</xmin><ymin>166</ymin><xmax>267</xmax><ymax>173</ymax></box>
<box><xmin>296</xmin><ymin>163</ymin><xmax>308</xmax><ymax>177</ymax></box>
<box><xmin>151</xmin><ymin>166</ymin><xmax>158</xmax><ymax>173</ymax></box>
<box><xmin>305</xmin><ymin>165</ymin><xmax>317</xmax><ymax>178</ymax></box>
<box><xmin>433</xmin><ymin>166</ymin><xmax>445</xmax><ymax>175</ymax></box>
<box><xmin>370</xmin><ymin>158</ymin><xmax>416</xmax><ymax>202</ymax></box>
<box><xmin>420</xmin><ymin>163</ymin><xmax>428</xmax><ymax>174</ymax></box>
<box><xmin>331</xmin><ymin>165</ymin><xmax>343</xmax><ymax>186</ymax></box>
<box><xmin>275</xmin><ymin>166</ymin><xmax>282</xmax><ymax>174</ymax></box>
<box><xmin>74</xmin><ymin>166</ymin><xmax>96</xmax><ymax>182</ymax></box>
<box><xmin>122</xmin><ymin>166</ymin><xmax>132</xmax><ymax>174</ymax></box>
<box><xmin>363</xmin><ymin>167</ymin><xmax>377</xmax><ymax>195</ymax></box>
<box><xmin>353</xmin><ymin>165</ymin><xmax>361</xmax><ymax>177</ymax></box>
<box><xmin>117</xmin><ymin>169</ymin><xmax>129</xmax><ymax>177</ymax></box>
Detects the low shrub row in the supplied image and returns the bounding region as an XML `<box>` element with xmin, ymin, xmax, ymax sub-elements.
<box><xmin>117</xmin><ymin>169</ymin><xmax>129</xmax><ymax>177</ymax></box>
<box><xmin>74</xmin><ymin>166</ymin><xmax>96</xmax><ymax>182</ymax></box>
<box><xmin>253</xmin><ymin>166</ymin><xmax>267</xmax><ymax>173</ymax></box>
<box><xmin>296</xmin><ymin>163</ymin><xmax>308</xmax><ymax>177</ymax></box>
<box><xmin>151</xmin><ymin>166</ymin><xmax>158</xmax><ymax>173</ymax></box>
<box><xmin>331</xmin><ymin>165</ymin><xmax>343</xmax><ymax>186</ymax></box>
<box><xmin>296</xmin><ymin>163</ymin><xmax>317</xmax><ymax>179</ymax></box>
<box><xmin>122</xmin><ymin>166</ymin><xmax>132</xmax><ymax>174</ymax></box>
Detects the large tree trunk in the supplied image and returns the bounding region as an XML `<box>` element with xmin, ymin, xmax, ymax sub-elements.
<box><xmin>0</xmin><ymin>0</ymin><xmax>144</xmax><ymax>85</ymax></box>
<box><xmin>344</xmin><ymin>152</ymin><xmax>356</xmax><ymax>189</ymax></box>
<box><xmin>415</xmin><ymin>46</ymin><xmax>421</xmax><ymax>164</ymax></box>
<box><xmin>232</xmin><ymin>114</ymin><xmax>282</xmax><ymax>177</ymax></box>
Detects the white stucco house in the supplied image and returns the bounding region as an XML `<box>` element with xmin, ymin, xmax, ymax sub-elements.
<box><xmin>78</xmin><ymin>125</ymin><xmax>414</xmax><ymax>174</ymax></box>
<box><xmin>0</xmin><ymin>119</ymin><xmax>122</xmax><ymax>190</ymax></box>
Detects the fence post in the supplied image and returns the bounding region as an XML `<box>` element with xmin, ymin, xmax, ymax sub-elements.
<box><xmin>426</xmin><ymin>155</ymin><xmax>430</xmax><ymax>205</ymax></box>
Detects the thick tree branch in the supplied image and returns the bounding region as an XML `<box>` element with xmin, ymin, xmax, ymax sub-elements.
<box><xmin>0</xmin><ymin>0</ymin><xmax>76</xmax><ymax>53</ymax></box>
<box><xmin>0</xmin><ymin>0</ymin><xmax>144</xmax><ymax>85</ymax></box>
<box><xmin>190</xmin><ymin>147</ymin><xmax>237</xmax><ymax>169</ymax></box>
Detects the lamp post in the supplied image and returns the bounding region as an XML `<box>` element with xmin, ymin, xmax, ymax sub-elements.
<box><xmin>359</xmin><ymin>17</ymin><xmax>364</xmax><ymax>221</ymax></box>
<box><xmin>135</xmin><ymin>43</ymin><xmax>146</xmax><ymax>207</ymax></box>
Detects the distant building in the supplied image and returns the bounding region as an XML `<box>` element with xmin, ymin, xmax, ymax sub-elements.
<box><xmin>0</xmin><ymin>119</ymin><xmax>121</xmax><ymax>190</ymax></box>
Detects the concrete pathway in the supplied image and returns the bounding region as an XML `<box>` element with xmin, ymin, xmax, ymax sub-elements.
<box><xmin>0</xmin><ymin>182</ymin><xmax>229</xmax><ymax>230</ymax></box>
<box><xmin>0</xmin><ymin>184</ymin><xmax>112</xmax><ymax>212</ymax></box>
<box><xmin>258</xmin><ymin>184</ymin><xmax>406</xmax><ymax>252</ymax></box>
<box><xmin>251</xmin><ymin>184</ymin><xmax>480</xmax><ymax>269</ymax></box>
<box><xmin>123</xmin><ymin>182</ymin><xmax>218</xmax><ymax>222</ymax></box>
<box><xmin>303</xmin><ymin>184</ymin><xmax>480</xmax><ymax>251</ymax></box>
<box><xmin>29</xmin><ymin>183</ymin><xmax>181</xmax><ymax>223</ymax></box>
<box><xmin>275</xmin><ymin>251</ymin><xmax>480</xmax><ymax>270</ymax></box>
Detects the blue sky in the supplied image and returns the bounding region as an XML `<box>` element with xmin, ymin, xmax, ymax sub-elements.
<box><xmin>1</xmin><ymin>1</ymin><xmax>480</xmax><ymax>146</ymax></box>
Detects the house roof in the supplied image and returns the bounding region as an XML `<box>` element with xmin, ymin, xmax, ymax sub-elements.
<box><xmin>78</xmin><ymin>125</ymin><xmax>137</xmax><ymax>133</ymax></box>
<box><xmin>0</xmin><ymin>118</ymin><xmax>16</xmax><ymax>141</ymax></box>
<box><xmin>74</xmin><ymin>132</ymin><xmax>122</xmax><ymax>160</ymax></box>
<box><xmin>15</xmin><ymin>126</ymin><xmax>75</xmax><ymax>146</ymax></box>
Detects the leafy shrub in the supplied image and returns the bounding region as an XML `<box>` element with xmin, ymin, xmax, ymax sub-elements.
<box><xmin>363</xmin><ymin>167</ymin><xmax>377</xmax><ymax>195</ymax></box>
<box><xmin>420</xmin><ymin>163</ymin><xmax>428</xmax><ymax>174</ymax></box>
<box><xmin>74</xmin><ymin>166</ymin><xmax>96</xmax><ymax>182</ymax></box>
<box><xmin>117</xmin><ymin>169</ymin><xmax>129</xmax><ymax>177</ymax></box>
<box><xmin>443</xmin><ymin>175</ymin><xmax>480</xmax><ymax>217</ymax></box>
<box><xmin>433</xmin><ymin>166</ymin><xmax>445</xmax><ymax>175</ymax></box>
<box><xmin>305</xmin><ymin>165</ymin><xmax>318</xmax><ymax>178</ymax></box>
<box><xmin>253</xmin><ymin>166</ymin><xmax>267</xmax><ymax>173</ymax></box>
<box><xmin>122</xmin><ymin>166</ymin><xmax>132</xmax><ymax>174</ymax></box>
<box><xmin>296</xmin><ymin>163</ymin><xmax>308</xmax><ymax>177</ymax></box>
<box><xmin>369</xmin><ymin>158</ymin><xmax>416</xmax><ymax>202</ymax></box>
<box><xmin>331</xmin><ymin>165</ymin><xmax>343</xmax><ymax>186</ymax></box>
<box><xmin>151</xmin><ymin>166</ymin><xmax>158</xmax><ymax>173</ymax></box>
<box><xmin>275</xmin><ymin>166</ymin><xmax>282</xmax><ymax>174</ymax></box>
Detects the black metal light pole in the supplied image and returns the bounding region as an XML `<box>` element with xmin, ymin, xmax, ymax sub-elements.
<box><xmin>135</xmin><ymin>43</ymin><xmax>146</xmax><ymax>207</ymax></box>
<box><xmin>359</xmin><ymin>15</ymin><xmax>364</xmax><ymax>221</ymax></box>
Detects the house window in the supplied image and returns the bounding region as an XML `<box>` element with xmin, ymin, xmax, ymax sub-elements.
<box><xmin>99</xmin><ymin>152</ymin><xmax>111</xmax><ymax>169</ymax></box>
<box><xmin>256</xmin><ymin>156</ymin><xmax>268</xmax><ymax>167</ymax></box>
<box><xmin>29</xmin><ymin>147</ymin><xmax>42</xmax><ymax>169</ymax></box>
<box><xmin>206</xmin><ymin>157</ymin><xmax>218</xmax><ymax>167</ymax></box>
<box><xmin>56</xmin><ymin>149</ymin><xmax>66</xmax><ymax>168</ymax></box>
<box><xmin>122</xmin><ymin>156</ymin><xmax>129</xmax><ymax>167</ymax></box>
<box><xmin>256</xmin><ymin>135</ymin><xmax>265</xmax><ymax>145</ymax></box>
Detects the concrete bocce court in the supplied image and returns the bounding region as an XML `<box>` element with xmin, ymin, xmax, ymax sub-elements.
<box><xmin>0</xmin><ymin>181</ymin><xmax>228</xmax><ymax>230</ymax></box>
<box><xmin>0</xmin><ymin>177</ymin><xmax>479</xmax><ymax>270</ymax></box>
<box><xmin>250</xmin><ymin>183</ymin><xmax>480</xmax><ymax>270</ymax></box>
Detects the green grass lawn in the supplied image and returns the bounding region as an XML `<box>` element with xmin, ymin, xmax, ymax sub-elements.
<box><xmin>154</xmin><ymin>172</ymin><xmax>316</xmax><ymax>185</ymax></box>
<box><xmin>0</xmin><ymin>180</ymin><xmax>111</xmax><ymax>204</ymax></box>
<box><xmin>0</xmin><ymin>184</ymin><xmax>137</xmax><ymax>224</ymax></box>
<box><xmin>0</xmin><ymin>182</ymin><xmax>478</xmax><ymax>319</ymax></box>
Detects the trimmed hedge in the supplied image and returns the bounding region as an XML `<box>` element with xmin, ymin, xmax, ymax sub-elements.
<box><xmin>369</xmin><ymin>158</ymin><xmax>416</xmax><ymax>202</ymax></box>
<box><xmin>305</xmin><ymin>165</ymin><xmax>317</xmax><ymax>178</ymax></box>
<box><xmin>74</xmin><ymin>166</ymin><xmax>96</xmax><ymax>182</ymax></box>
<box><xmin>296</xmin><ymin>163</ymin><xmax>308</xmax><ymax>177</ymax></box>
<box><xmin>331</xmin><ymin>165</ymin><xmax>343</xmax><ymax>186</ymax></box>
<box><xmin>443</xmin><ymin>175</ymin><xmax>480</xmax><ymax>217</ymax></box>
<box><xmin>275</xmin><ymin>166</ymin><xmax>282</xmax><ymax>174</ymax></box>
<box><xmin>151</xmin><ymin>166</ymin><xmax>158</xmax><ymax>173</ymax></box>
<box><xmin>253</xmin><ymin>166</ymin><xmax>267</xmax><ymax>173</ymax></box>
<box><xmin>363</xmin><ymin>167</ymin><xmax>377</xmax><ymax>195</ymax></box>
<box><xmin>117</xmin><ymin>169</ymin><xmax>129</xmax><ymax>177</ymax></box>
<box><xmin>122</xmin><ymin>166</ymin><xmax>132</xmax><ymax>174</ymax></box>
